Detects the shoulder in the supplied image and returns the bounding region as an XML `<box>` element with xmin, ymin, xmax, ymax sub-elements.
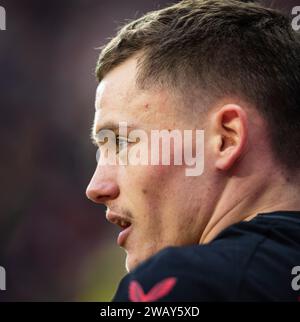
<box><xmin>112</xmin><ymin>240</ymin><xmax>252</xmax><ymax>302</ymax></box>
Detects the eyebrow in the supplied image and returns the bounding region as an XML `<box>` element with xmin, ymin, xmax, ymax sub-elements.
<box><xmin>90</xmin><ymin>121</ymin><xmax>138</xmax><ymax>145</ymax></box>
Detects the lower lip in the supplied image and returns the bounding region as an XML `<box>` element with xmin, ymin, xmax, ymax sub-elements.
<box><xmin>117</xmin><ymin>225</ymin><xmax>132</xmax><ymax>247</ymax></box>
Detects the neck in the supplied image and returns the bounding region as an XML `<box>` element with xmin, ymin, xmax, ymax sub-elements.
<box><xmin>200</xmin><ymin>170</ymin><xmax>300</xmax><ymax>244</ymax></box>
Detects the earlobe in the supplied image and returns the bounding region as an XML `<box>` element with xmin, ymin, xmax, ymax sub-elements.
<box><xmin>214</xmin><ymin>104</ymin><xmax>248</xmax><ymax>172</ymax></box>
<box><xmin>215</xmin><ymin>145</ymin><xmax>240</xmax><ymax>171</ymax></box>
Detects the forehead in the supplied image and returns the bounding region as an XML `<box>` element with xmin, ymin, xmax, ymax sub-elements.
<box><xmin>94</xmin><ymin>57</ymin><xmax>179</xmax><ymax>130</ymax></box>
<box><xmin>95</xmin><ymin>56</ymin><xmax>138</xmax><ymax>112</ymax></box>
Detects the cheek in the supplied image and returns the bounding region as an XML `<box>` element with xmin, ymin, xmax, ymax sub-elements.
<box><xmin>124</xmin><ymin>164</ymin><xmax>173</xmax><ymax>218</ymax></box>
<box><xmin>138</xmin><ymin>165</ymin><xmax>169</xmax><ymax>201</ymax></box>
<box><xmin>138</xmin><ymin>165</ymin><xmax>184</xmax><ymax>221</ymax></box>
<box><xmin>142</xmin><ymin>164</ymin><xmax>182</xmax><ymax>198</ymax></box>
<box><xmin>121</xmin><ymin>163</ymin><xmax>185</xmax><ymax>221</ymax></box>
<box><xmin>127</xmin><ymin>163</ymin><xmax>176</xmax><ymax>187</ymax></box>
<box><xmin>119</xmin><ymin>165</ymin><xmax>166</xmax><ymax>208</ymax></box>
<box><xmin>147</xmin><ymin>163</ymin><xmax>172</xmax><ymax>177</ymax></box>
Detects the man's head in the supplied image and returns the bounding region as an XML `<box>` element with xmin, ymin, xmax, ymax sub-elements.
<box><xmin>86</xmin><ymin>0</ymin><xmax>300</xmax><ymax>272</ymax></box>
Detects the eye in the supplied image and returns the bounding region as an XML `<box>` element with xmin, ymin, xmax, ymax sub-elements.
<box><xmin>95</xmin><ymin>136</ymin><xmax>134</xmax><ymax>162</ymax></box>
<box><xmin>116</xmin><ymin>136</ymin><xmax>129</xmax><ymax>153</ymax></box>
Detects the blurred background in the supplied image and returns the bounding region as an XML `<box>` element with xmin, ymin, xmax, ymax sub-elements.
<box><xmin>0</xmin><ymin>0</ymin><xmax>298</xmax><ymax>301</ymax></box>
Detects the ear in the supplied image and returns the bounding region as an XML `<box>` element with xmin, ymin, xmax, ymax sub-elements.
<box><xmin>213</xmin><ymin>104</ymin><xmax>248</xmax><ymax>171</ymax></box>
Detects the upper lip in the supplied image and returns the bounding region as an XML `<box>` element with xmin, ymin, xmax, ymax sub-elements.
<box><xmin>106</xmin><ymin>210</ymin><xmax>132</xmax><ymax>229</ymax></box>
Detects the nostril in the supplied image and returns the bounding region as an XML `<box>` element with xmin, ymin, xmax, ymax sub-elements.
<box><xmin>95</xmin><ymin>194</ymin><xmax>112</xmax><ymax>202</ymax></box>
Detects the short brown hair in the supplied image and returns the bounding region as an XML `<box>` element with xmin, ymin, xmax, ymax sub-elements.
<box><xmin>95</xmin><ymin>0</ymin><xmax>300</xmax><ymax>173</ymax></box>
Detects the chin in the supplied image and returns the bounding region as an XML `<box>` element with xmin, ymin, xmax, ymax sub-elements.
<box><xmin>125</xmin><ymin>253</ymin><xmax>142</xmax><ymax>273</ymax></box>
<box><xmin>125</xmin><ymin>250</ymin><xmax>153</xmax><ymax>273</ymax></box>
<box><xmin>125</xmin><ymin>243</ymin><xmax>165</xmax><ymax>272</ymax></box>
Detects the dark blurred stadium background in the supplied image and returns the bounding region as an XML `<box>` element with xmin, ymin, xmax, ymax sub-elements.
<box><xmin>0</xmin><ymin>0</ymin><xmax>298</xmax><ymax>301</ymax></box>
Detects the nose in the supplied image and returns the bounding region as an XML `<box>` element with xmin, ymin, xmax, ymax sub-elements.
<box><xmin>86</xmin><ymin>173</ymin><xmax>120</xmax><ymax>204</ymax></box>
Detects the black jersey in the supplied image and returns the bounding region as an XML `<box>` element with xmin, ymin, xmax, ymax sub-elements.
<box><xmin>112</xmin><ymin>211</ymin><xmax>300</xmax><ymax>302</ymax></box>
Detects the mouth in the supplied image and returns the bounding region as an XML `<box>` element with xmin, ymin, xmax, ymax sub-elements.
<box><xmin>117</xmin><ymin>223</ymin><xmax>132</xmax><ymax>247</ymax></box>
<box><xmin>106</xmin><ymin>211</ymin><xmax>132</xmax><ymax>247</ymax></box>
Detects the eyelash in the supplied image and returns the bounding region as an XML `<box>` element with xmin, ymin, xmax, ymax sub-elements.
<box><xmin>96</xmin><ymin>135</ymin><xmax>131</xmax><ymax>154</ymax></box>
<box><xmin>116</xmin><ymin>136</ymin><xmax>128</xmax><ymax>152</ymax></box>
